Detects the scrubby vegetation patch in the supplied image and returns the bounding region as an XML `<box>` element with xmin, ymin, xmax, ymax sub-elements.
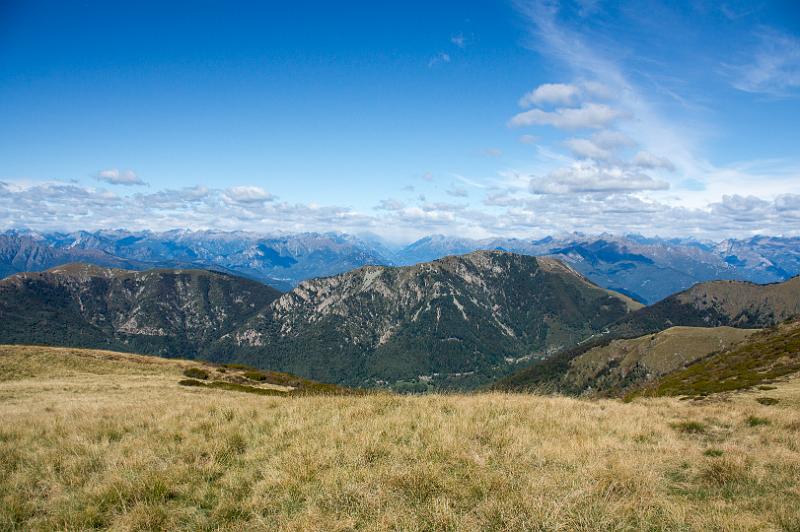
<box><xmin>182</xmin><ymin>367</ymin><xmax>209</xmax><ymax>380</ymax></box>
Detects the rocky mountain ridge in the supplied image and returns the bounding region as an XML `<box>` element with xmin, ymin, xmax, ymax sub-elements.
<box><xmin>0</xmin><ymin>252</ymin><xmax>640</xmax><ymax>389</ymax></box>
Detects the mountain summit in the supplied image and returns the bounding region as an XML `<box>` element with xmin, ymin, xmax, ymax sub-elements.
<box><xmin>217</xmin><ymin>251</ymin><xmax>641</xmax><ymax>388</ymax></box>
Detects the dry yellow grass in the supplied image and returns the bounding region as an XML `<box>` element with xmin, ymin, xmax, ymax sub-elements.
<box><xmin>1</xmin><ymin>345</ymin><xmax>800</xmax><ymax>531</ymax></box>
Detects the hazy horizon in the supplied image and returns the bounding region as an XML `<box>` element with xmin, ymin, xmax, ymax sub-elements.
<box><xmin>5</xmin><ymin>225</ymin><xmax>800</xmax><ymax>248</ymax></box>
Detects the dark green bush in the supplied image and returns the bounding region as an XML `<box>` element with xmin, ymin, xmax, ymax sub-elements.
<box><xmin>222</xmin><ymin>363</ymin><xmax>252</xmax><ymax>370</ymax></box>
<box><xmin>183</xmin><ymin>367</ymin><xmax>209</xmax><ymax>380</ymax></box>
<box><xmin>756</xmin><ymin>397</ymin><xmax>779</xmax><ymax>405</ymax></box>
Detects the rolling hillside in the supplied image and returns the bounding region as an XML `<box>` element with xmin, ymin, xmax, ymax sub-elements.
<box><xmin>496</xmin><ymin>326</ymin><xmax>757</xmax><ymax>396</ymax></box>
<box><xmin>607</xmin><ymin>276</ymin><xmax>800</xmax><ymax>338</ymax></box>
<box><xmin>2</xmin><ymin>344</ymin><xmax>799</xmax><ymax>530</ymax></box>
<box><xmin>496</xmin><ymin>276</ymin><xmax>800</xmax><ymax>394</ymax></box>
<box><xmin>635</xmin><ymin>318</ymin><xmax>800</xmax><ymax>398</ymax></box>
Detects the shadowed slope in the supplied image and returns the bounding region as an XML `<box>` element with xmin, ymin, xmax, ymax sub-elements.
<box><xmin>0</xmin><ymin>264</ymin><xmax>281</xmax><ymax>358</ymax></box>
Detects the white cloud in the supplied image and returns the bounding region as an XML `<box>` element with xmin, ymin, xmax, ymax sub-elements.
<box><xmin>529</xmin><ymin>162</ymin><xmax>669</xmax><ymax>195</ymax></box>
<box><xmin>564</xmin><ymin>138</ymin><xmax>613</xmax><ymax>160</ymax></box>
<box><xmin>446</xmin><ymin>185</ymin><xmax>469</xmax><ymax>198</ymax></box>
<box><xmin>581</xmin><ymin>80</ymin><xmax>613</xmax><ymax>99</ymax></box>
<box><xmin>709</xmin><ymin>194</ymin><xmax>771</xmax><ymax>221</ymax></box>
<box><xmin>481</xmin><ymin>148</ymin><xmax>503</xmax><ymax>157</ymax></box>
<box><xmin>775</xmin><ymin>193</ymin><xmax>800</xmax><ymax>213</ymax></box>
<box><xmin>632</xmin><ymin>151</ymin><xmax>676</xmax><ymax>171</ymax></box>
<box><xmin>95</xmin><ymin>169</ymin><xmax>147</xmax><ymax>186</ymax></box>
<box><xmin>509</xmin><ymin>103</ymin><xmax>623</xmax><ymax>129</ymax></box>
<box><xmin>518</xmin><ymin>83</ymin><xmax>580</xmax><ymax>107</ymax></box>
<box><xmin>519</xmin><ymin>134</ymin><xmax>540</xmax><ymax>144</ymax></box>
<box><xmin>376</xmin><ymin>198</ymin><xmax>405</xmax><ymax>211</ymax></box>
<box><xmin>2</xmin><ymin>178</ymin><xmax>800</xmax><ymax>240</ymax></box>
<box><xmin>223</xmin><ymin>186</ymin><xmax>274</xmax><ymax>204</ymax></box>
<box><xmin>428</xmin><ymin>52</ymin><xmax>451</xmax><ymax>67</ymax></box>
<box><xmin>727</xmin><ymin>28</ymin><xmax>800</xmax><ymax>96</ymax></box>
<box><xmin>591</xmin><ymin>130</ymin><xmax>635</xmax><ymax>150</ymax></box>
<box><xmin>450</xmin><ymin>34</ymin><xmax>466</xmax><ymax>48</ymax></box>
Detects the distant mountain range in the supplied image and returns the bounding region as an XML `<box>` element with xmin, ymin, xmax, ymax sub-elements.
<box><xmin>0</xmin><ymin>252</ymin><xmax>639</xmax><ymax>389</ymax></box>
<box><xmin>3</xmin><ymin>229</ymin><xmax>800</xmax><ymax>303</ymax></box>
<box><xmin>395</xmin><ymin>234</ymin><xmax>800</xmax><ymax>304</ymax></box>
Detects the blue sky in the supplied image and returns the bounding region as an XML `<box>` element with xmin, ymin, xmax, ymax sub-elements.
<box><xmin>1</xmin><ymin>0</ymin><xmax>799</xmax><ymax>241</ymax></box>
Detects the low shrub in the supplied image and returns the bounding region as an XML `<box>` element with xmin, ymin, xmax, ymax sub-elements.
<box><xmin>243</xmin><ymin>371</ymin><xmax>268</xmax><ymax>382</ymax></box>
<box><xmin>755</xmin><ymin>397</ymin><xmax>779</xmax><ymax>405</ymax></box>
<box><xmin>221</xmin><ymin>363</ymin><xmax>252</xmax><ymax>370</ymax></box>
<box><xmin>183</xmin><ymin>368</ymin><xmax>210</xmax><ymax>380</ymax></box>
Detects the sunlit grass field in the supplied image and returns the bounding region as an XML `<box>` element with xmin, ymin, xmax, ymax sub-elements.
<box><xmin>1</xmin><ymin>345</ymin><xmax>799</xmax><ymax>531</ymax></box>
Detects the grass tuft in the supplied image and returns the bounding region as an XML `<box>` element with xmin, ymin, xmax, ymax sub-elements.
<box><xmin>699</xmin><ymin>457</ymin><xmax>750</xmax><ymax>488</ymax></box>
<box><xmin>746</xmin><ymin>416</ymin><xmax>771</xmax><ymax>427</ymax></box>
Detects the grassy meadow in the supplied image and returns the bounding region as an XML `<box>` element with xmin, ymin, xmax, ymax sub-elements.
<box><xmin>1</xmin><ymin>345</ymin><xmax>800</xmax><ymax>531</ymax></box>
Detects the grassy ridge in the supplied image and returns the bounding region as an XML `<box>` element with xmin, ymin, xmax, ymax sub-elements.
<box><xmin>635</xmin><ymin>319</ymin><xmax>800</xmax><ymax>398</ymax></box>
<box><xmin>0</xmin><ymin>345</ymin><xmax>353</xmax><ymax>396</ymax></box>
<box><xmin>505</xmin><ymin>326</ymin><xmax>758</xmax><ymax>397</ymax></box>
<box><xmin>2</xmin><ymin>345</ymin><xmax>800</xmax><ymax>530</ymax></box>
